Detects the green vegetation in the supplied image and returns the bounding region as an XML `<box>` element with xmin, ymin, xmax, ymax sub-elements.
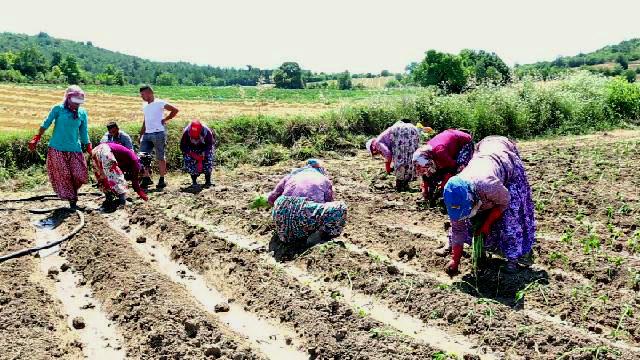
<box><xmin>273</xmin><ymin>62</ymin><xmax>304</xmax><ymax>89</ymax></box>
<box><xmin>515</xmin><ymin>38</ymin><xmax>640</xmax><ymax>80</ymax></box>
<box><xmin>407</xmin><ymin>49</ymin><xmax>511</xmax><ymax>93</ymax></box>
<box><xmin>1</xmin><ymin>72</ymin><xmax>639</xmax><ymax>190</ymax></box>
<box><xmin>23</xmin><ymin>83</ymin><xmax>413</xmax><ymax>103</ymax></box>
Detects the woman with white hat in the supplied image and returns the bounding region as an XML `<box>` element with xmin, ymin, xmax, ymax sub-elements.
<box><xmin>28</xmin><ymin>85</ymin><xmax>92</xmax><ymax>209</ymax></box>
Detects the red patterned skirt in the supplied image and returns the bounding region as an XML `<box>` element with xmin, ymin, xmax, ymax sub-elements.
<box><xmin>46</xmin><ymin>147</ymin><xmax>88</xmax><ymax>201</ymax></box>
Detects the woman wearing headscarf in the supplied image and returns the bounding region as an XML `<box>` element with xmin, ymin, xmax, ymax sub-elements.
<box><xmin>268</xmin><ymin>159</ymin><xmax>348</xmax><ymax>243</ymax></box>
<box><xmin>28</xmin><ymin>85</ymin><xmax>91</xmax><ymax>209</ymax></box>
<box><xmin>91</xmin><ymin>142</ymin><xmax>148</xmax><ymax>210</ymax></box>
<box><xmin>180</xmin><ymin>120</ymin><xmax>215</xmax><ymax>188</ymax></box>
<box><xmin>366</xmin><ymin>120</ymin><xmax>421</xmax><ymax>191</ymax></box>
<box><xmin>442</xmin><ymin>136</ymin><xmax>536</xmax><ymax>274</ymax></box>
<box><xmin>412</xmin><ymin>129</ymin><xmax>474</xmax><ymax>202</ymax></box>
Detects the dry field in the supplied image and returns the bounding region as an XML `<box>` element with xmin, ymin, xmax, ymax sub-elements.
<box><xmin>0</xmin><ymin>84</ymin><xmax>334</xmax><ymax>132</ymax></box>
<box><xmin>1</xmin><ymin>131</ymin><xmax>639</xmax><ymax>359</ymax></box>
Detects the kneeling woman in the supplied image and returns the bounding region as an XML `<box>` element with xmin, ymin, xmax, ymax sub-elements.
<box><xmin>268</xmin><ymin>160</ymin><xmax>348</xmax><ymax>243</ymax></box>
<box><xmin>413</xmin><ymin>129</ymin><xmax>474</xmax><ymax>201</ymax></box>
<box><xmin>366</xmin><ymin>120</ymin><xmax>421</xmax><ymax>191</ymax></box>
<box><xmin>180</xmin><ymin>120</ymin><xmax>215</xmax><ymax>188</ymax></box>
<box><xmin>443</xmin><ymin>136</ymin><xmax>536</xmax><ymax>274</ymax></box>
<box><xmin>92</xmin><ymin>143</ymin><xmax>148</xmax><ymax>208</ymax></box>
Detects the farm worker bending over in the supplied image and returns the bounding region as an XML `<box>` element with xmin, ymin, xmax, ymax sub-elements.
<box><xmin>28</xmin><ymin>85</ymin><xmax>91</xmax><ymax>209</ymax></box>
<box><xmin>91</xmin><ymin>143</ymin><xmax>148</xmax><ymax>210</ymax></box>
<box><xmin>366</xmin><ymin>120</ymin><xmax>421</xmax><ymax>192</ymax></box>
<box><xmin>412</xmin><ymin>129</ymin><xmax>474</xmax><ymax>203</ymax></box>
<box><xmin>180</xmin><ymin>120</ymin><xmax>215</xmax><ymax>189</ymax></box>
<box><xmin>101</xmin><ymin>121</ymin><xmax>134</xmax><ymax>150</ymax></box>
<box><xmin>138</xmin><ymin>84</ymin><xmax>179</xmax><ymax>190</ymax></box>
<box><xmin>268</xmin><ymin>159</ymin><xmax>348</xmax><ymax>244</ymax></box>
<box><xmin>443</xmin><ymin>136</ymin><xmax>536</xmax><ymax>274</ymax></box>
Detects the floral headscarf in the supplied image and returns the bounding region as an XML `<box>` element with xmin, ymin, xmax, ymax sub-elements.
<box><xmin>412</xmin><ymin>145</ymin><xmax>437</xmax><ymax>177</ymax></box>
<box><xmin>63</xmin><ymin>85</ymin><xmax>85</xmax><ymax>119</ymax></box>
<box><xmin>290</xmin><ymin>158</ymin><xmax>327</xmax><ymax>176</ymax></box>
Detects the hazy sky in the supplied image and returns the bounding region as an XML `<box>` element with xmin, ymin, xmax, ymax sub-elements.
<box><xmin>1</xmin><ymin>0</ymin><xmax>639</xmax><ymax>73</ymax></box>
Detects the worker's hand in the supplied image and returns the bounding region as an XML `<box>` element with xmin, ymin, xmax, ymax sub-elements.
<box><xmin>161</xmin><ymin>118</ymin><xmax>168</xmax><ymax>126</ymax></box>
<box><xmin>439</xmin><ymin>173</ymin><xmax>453</xmax><ymax>191</ymax></box>
<box><xmin>445</xmin><ymin>244</ymin><xmax>463</xmax><ymax>276</ymax></box>
<box><xmin>83</xmin><ymin>143</ymin><xmax>93</xmax><ymax>154</ymax></box>
<box><xmin>137</xmin><ymin>190</ymin><xmax>148</xmax><ymax>201</ymax></box>
<box><xmin>384</xmin><ymin>161</ymin><xmax>393</xmax><ymax>174</ymax></box>
<box><xmin>445</xmin><ymin>260</ymin><xmax>460</xmax><ymax>276</ymax></box>
<box><xmin>28</xmin><ymin>134</ymin><xmax>41</xmax><ymax>152</ymax></box>
<box><xmin>476</xmin><ymin>223</ymin><xmax>491</xmax><ymax>236</ymax></box>
<box><xmin>420</xmin><ymin>182</ymin><xmax>430</xmax><ymax>200</ymax></box>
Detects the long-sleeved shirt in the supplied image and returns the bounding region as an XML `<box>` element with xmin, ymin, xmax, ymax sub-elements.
<box><xmin>267</xmin><ymin>168</ymin><xmax>334</xmax><ymax>205</ymax></box>
<box><xmin>100</xmin><ymin>130</ymin><xmax>134</xmax><ymax>150</ymax></box>
<box><xmin>106</xmin><ymin>142</ymin><xmax>143</xmax><ymax>194</ymax></box>
<box><xmin>426</xmin><ymin>129</ymin><xmax>473</xmax><ymax>171</ymax></box>
<box><xmin>375</xmin><ymin>121</ymin><xmax>417</xmax><ymax>161</ymax></box>
<box><xmin>180</xmin><ymin>126</ymin><xmax>215</xmax><ymax>155</ymax></box>
<box><xmin>450</xmin><ymin>136</ymin><xmax>520</xmax><ymax>245</ymax></box>
<box><xmin>40</xmin><ymin>104</ymin><xmax>89</xmax><ymax>153</ymax></box>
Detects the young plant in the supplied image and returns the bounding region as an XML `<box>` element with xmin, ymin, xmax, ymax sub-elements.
<box><xmin>471</xmin><ymin>234</ymin><xmax>484</xmax><ymax>273</ymax></box>
<box><xmin>611</xmin><ymin>304</ymin><xmax>634</xmax><ymax>340</ymax></box>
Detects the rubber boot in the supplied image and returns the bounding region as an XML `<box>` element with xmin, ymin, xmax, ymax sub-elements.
<box><xmin>190</xmin><ymin>175</ymin><xmax>199</xmax><ymax>186</ymax></box>
<box><xmin>116</xmin><ymin>193</ymin><xmax>126</xmax><ymax>207</ymax></box>
<box><xmin>141</xmin><ymin>177</ymin><xmax>152</xmax><ymax>189</ymax></box>
<box><xmin>395</xmin><ymin>179</ymin><xmax>409</xmax><ymax>192</ymax></box>
<box><xmin>504</xmin><ymin>259</ymin><xmax>519</xmax><ymax>273</ymax></box>
<box><xmin>203</xmin><ymin>173</ymin><xmax>212</xmax><ymax>188</ymax></box>
<box><xmin>156</xmin><ymin>176</ymin><xmax>167</xmax><ymax>189</ymax></box>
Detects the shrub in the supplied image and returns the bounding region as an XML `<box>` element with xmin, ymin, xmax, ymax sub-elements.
<box><xmin>252</xmin><ymin>144</ymin><xmax>289</xmax><ymax>166</ymax></box>
<box><xmin>337</xmin><ymin>71</ymin><xmax>352</xmax><ymax>90</ymax></box>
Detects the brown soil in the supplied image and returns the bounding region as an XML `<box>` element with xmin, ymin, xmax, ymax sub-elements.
<box><xmin>128</xmin><ymin>205</ymin><xmax>450</xmax><ymax>359</ymax></box>
<box><xmin>60</xmin><ymin>212</ymin><xmax>266</xmax><ymax>360</ymax></box>
<box><xmin>0</xmin><ymin>211</ymin><xmax>83</xmax><ymax>360</ymax></box>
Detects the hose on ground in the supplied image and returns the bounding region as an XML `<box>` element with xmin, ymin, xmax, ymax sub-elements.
<box><xmin>0</xmin><ymin>208</ymin><xmax>85</xmax><ymax>264</ymax></box>
<box><xmin>0</xmin><ymin>192</ymin><xmax>102</xmax><ymax>203</ymax></box>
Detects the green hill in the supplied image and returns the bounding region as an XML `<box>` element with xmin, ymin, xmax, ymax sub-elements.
<box><xmin>0</xmin><ymin>32</ymin><xmax>270</xmax><ymax>85</ymax></box>
<box><xmin>516</xmin><ymin>38</ymin><xmax>640</xmax><ymax>80</ymax></box>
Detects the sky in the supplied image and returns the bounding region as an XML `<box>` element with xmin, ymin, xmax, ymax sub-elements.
<box><xmin>1</xmin><ymin>0</ymin><xmax>639</xmax><ymax>73</ymax></box>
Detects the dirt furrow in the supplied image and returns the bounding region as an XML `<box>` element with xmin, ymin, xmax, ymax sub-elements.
<box><xmin>32</xmin><ymin>210</ymin><xmax>125</xmax><ymax>359</ymax></box>
<box><xmin>129</xmin><ymin>205</ymin><xmax>462</xmax><ymax>360</ymax></box>
<box><xmin>60</xmin><ymin>212</ymin><xmax>267</xmax><ymax>360</ymax></box>
<box><xmin>104</xmin><ymin>211</ymin><xmax>308</xmax><ymax>360</ymax></box>
<box><xmin>0</xmin><ymin>211</ymin><xmax>83</xmax><ymax>360</ymax></box>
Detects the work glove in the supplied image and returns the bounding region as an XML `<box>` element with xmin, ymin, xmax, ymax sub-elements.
<box><xmin>137</xmin><ymin>190</ymin><xmax>148</xmax><ymax>201</ymax></box>
<box><xmin>475</xmin><ymin>208</ymin><xmax>503</xmax><ymax>236</ymax></box>
<box><xmin>445</xmin><ymin>244</ymin><xmax>463</xmax><ymax>276</ymax></box>
<box><xmin>82</xmin><ymin>143</ymin><xmax>93</xmax><ymax>154</ymax></box>
<box><xmin>420</xmin><ymin>181</ymin><xmax>430</xmax><ymax>200</ymax></box>
<box><xmin>28</xmin><ymin>134</ymin><xmax>41</xmax><ymax>152</ymax></box>
<box><xmin>384</xmin><ymin>160</ymin><xmax>393</xmax><ymax>174</ymax></box>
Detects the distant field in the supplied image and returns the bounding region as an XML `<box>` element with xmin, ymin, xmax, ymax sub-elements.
<box><xmin>22</xmin><ymin>83</ymin><xmax>414</xmax><ymax>103</ymax></box>
<box><xmin>0</xmin><ymin>84</ymin><xmax>339</xmax><ymax>131</ymax></box>
<box><xmin>352</xmin><ymin>76</ymin><xmax>396</xmax><ymax>88</ymax></box>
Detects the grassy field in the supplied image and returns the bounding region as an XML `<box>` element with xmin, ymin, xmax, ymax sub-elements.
<box><xmin>0</xmin><ymin>84</ymin><xmax>338</xmax><ymax>131</ymax></box>
<box><xmin>17</xmin><ymin>83</ymin><xmax>416</xmax><ymax>103</ymax></box>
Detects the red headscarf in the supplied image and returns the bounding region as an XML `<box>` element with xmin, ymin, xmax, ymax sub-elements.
<box><xmin>189</xmin><ymin>120</ymin><xmax>203</xmax><ymax>140</ymax></box>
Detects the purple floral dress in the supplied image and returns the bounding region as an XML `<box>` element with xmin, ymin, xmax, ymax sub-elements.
<box><xmin>449</xmin><ymin>136</ymin><xmax>536</xmax><ymax>261</ymax></box>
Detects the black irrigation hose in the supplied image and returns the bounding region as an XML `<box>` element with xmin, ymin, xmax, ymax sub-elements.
<box><xmin>0</xmin><ymin>192</ymin><xmax>102</xmax><ymax>203</ymax></box>
<box><xmin>0</xmin><ymin>208</ymin><xmax>85</xmax><ymax>264</ymax></box>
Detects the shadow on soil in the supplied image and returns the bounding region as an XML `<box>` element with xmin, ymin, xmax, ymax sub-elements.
<box><xmin>268</xmin><ymin>233</ymin><xmax>344</xmax><ymax>262</ymax></box>
<box><xmin>36</xmin><ymin>208</ymin><xmax>76</xmax><ymax>230</ymax></box>
<box><xmin>453</xmin><ymin>257</ymin><xmax>549</xmax><ymax>309</ymax></box>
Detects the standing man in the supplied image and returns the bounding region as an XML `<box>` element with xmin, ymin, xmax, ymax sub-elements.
<box><xmin>101</xmin><ymin>121</ymin><xmax>134</xmax><ymax>150</ymax></box>
<box><xmin>138</xmin><ymin>84</ymin><xmax>179</xmax><ymax>189</ymax></box>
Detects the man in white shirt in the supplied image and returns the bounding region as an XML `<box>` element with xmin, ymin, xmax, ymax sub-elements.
<box><xmin>138</xmin><ymin>84</ymin><xmax>179</xmax><ymax>189</ymax></box>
